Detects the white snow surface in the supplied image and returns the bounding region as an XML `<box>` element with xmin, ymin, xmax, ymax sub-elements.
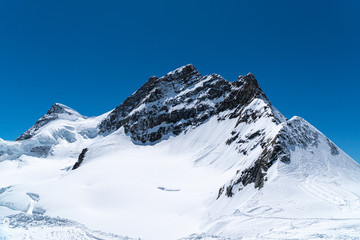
<box><xmin>0</xmin><ymin>101</ymin><xmax>360</xmax><ymax>239</ymax></box>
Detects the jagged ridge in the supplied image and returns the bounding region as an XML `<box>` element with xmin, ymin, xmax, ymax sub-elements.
<box><xmin>98</xmin><ymin>64</ymin><xmax>279</xmax><ymax>143</ymax></box>
<box><xmin>218</xmin><ymin>116</ymin><xmax>343</xmax><ymax>198</ymax></box>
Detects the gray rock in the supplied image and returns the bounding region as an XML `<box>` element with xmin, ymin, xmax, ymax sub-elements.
<box><xmin>98</xmin><ymin>65</ymin><xmax>277</xmax><ymax>144</ymax></box>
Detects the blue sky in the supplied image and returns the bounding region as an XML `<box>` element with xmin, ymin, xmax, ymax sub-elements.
<box><xmin>0</xmin><ymin>0</ymin><xmax>359</xmax><ymax>162</ymax></box>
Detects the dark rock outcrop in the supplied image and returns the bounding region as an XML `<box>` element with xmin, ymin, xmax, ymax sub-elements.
<box><xmin>327</xmin><ymin>138</ymin><xmax>339</xmax><ymax>156</ymax></box>
<box><xmin>219</xmin><ymin>133</ymin><xmax>291</xmax><ymax>198</ymax></box>
<box><xmin>218</xmin><ymin>116</ymin><xmax>320</xmax><ymax>198</ymax></box>
<box><xmin>72</xmin><ymin>148</ymin><xmax>88</xmax><ymax>170</ymax></box>
<box><xmin>98</xmin><ymin>64</ymin><xmax>276</xmax><ymax>144</ymax></box>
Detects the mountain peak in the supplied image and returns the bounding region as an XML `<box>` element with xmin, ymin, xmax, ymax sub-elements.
<box><xmin>99</xmin><ymin>65</ymin><xmax>283</xmax><ymax>143</ymax></box>
<box><xmin>47</xmin><ymin>103</ymin><xmax>82</xmax><ymax>117</ymax></box>
<box><xmin>16</xmin><ymin>103</ymin><xmax>84</xmax><ymax>141</ymax></box>
<box><xmin>236</xmin><ymin>73</ymin><xmax>261</xmax><ymax>89</ymax></box>
<box><xmin>236</xmin><ymin>72</ymin><xmax>268</xmax><ymax>102</ymax></box>
<box><xmin>238</xmin><ymin>72</ymin><xmax>256</xmax><ymax>82</ymax></box>
<box><xmin>162</xmin><ymin>64</ymin><xmax>200</xmax><ymax>82</ymax></box>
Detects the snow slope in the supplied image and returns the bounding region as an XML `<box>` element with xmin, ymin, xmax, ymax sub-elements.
<box><xmin>0</xmin><ymin>65</ymin><xmax>360</xmax><ymax>240</ymax></box>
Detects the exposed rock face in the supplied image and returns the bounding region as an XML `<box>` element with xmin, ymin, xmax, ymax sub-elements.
<box><xmin>72</xmin><ymin>148</ymin><xmax>88</xmax><ymax>170</ymax></box>
<box><xmin>16</xmin><ymin>103</ymin><xmax>84</xmax><ymax>141</ymax></box>
<box><xmin>218</xmin><ymin>74</ymin><xmax>268</xmax><ymax>118</ymax></box>
<box><xmin>219</xmin><ymin>131</ymin><xmax>292</xmax><ymax>198</ymax></box>
<box><xmin>218</xmin><ymin>116</ymin><xmax>321</xmax><ymax>198</ymax></box>
<box><xmin>327</xmin><ymin>138</ymin><xmax>340</xmax><ymax>156</ymax></box>
<box><xmin>99</xmin><ymin>64</ymin><xmax>281</xmax><ymax>143</ymax></box>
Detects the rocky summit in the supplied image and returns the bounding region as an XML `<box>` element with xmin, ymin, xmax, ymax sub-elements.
<box><xmin>98</xmin><ymin>64</ymin><xmax>282</xmax><ymax>143</ymax></box>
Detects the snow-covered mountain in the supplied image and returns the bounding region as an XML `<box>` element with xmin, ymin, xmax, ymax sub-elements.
<box><xmin>1</xmin><ymin>64</ymin><xmax>360</xmax><ymax>240</ymax></box>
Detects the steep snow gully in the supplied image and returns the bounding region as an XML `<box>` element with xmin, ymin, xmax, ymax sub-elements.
<box><xmin>0</xmin><ymin>65</ymin><xmax>360</xmax><ymax>240</ymax></box>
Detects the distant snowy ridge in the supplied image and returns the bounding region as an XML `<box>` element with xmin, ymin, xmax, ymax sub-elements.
<box><xmin>0</xmin><ymin>103</ymin><xmax>109</xmax><ymax>161</ymax></box>
<box><xmin>16</xmin><ymin>103</ymin><xmax>86</xmax><ymax>141</ymax></box>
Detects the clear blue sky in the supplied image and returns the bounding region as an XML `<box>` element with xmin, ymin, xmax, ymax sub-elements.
<box><xmin>0</xmin><ymin>1</ymin><xmax>359</xmax><ymax>162</ymax></box>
